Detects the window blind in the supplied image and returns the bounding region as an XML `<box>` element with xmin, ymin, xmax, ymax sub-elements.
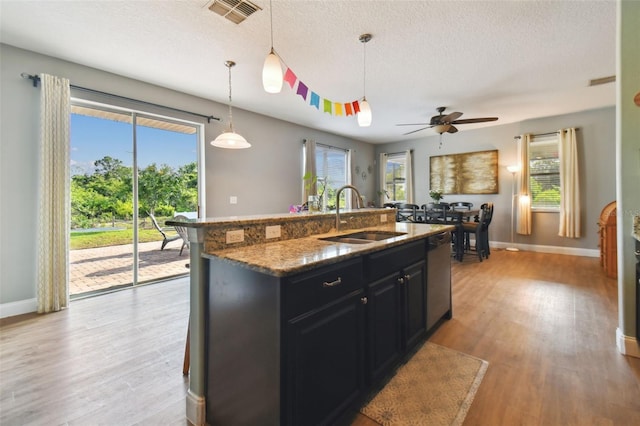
<box><xmin>529</xmin><ymin>136</ymin><xmax>560</xmax><ymax>210</ymax></box>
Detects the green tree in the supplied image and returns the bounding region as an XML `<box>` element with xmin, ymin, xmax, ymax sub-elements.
<box><xmin>138</xmin><ymin>163</ymin><xmax>180</xmax><ymax>216</ymax></box>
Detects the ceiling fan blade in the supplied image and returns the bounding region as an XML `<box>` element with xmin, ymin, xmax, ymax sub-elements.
<box><xmin>447</xmin><ymin>125</ymin><xmax>458</xmax><ymax>134</ymax></box>
<box><xmin>403</xmin><ymin>126</ymin><xmax>430</xmax><ymax>136</ymax></box>
<box><xmin>451</xmin><ymin>117</ymin><xmax>498</xmax><ymax>124</ymax></box>
<box><xmin>396</xmin><ymin>123</ymin><xmax>430</xmax><ymax>126</ymax></box>
<box><xmin>441</xmin><ymin>112</ymin><xmax>463</xmax><ymax>123</ymax></box>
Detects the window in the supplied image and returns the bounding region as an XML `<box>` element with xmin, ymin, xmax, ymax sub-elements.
<box><xmin>529</xmin><ymin>135</ymin><xmax>560</xmax><ymax>210</ymax></box>
<box><xmin>313</xmin><ymin>143</ymin><xmax>348</xmax><ymax>209</ymax></box>
<box><xmin>384</xmin><ymin>154</ymin><xmax>407</xmax><ymax>202</ymax></box>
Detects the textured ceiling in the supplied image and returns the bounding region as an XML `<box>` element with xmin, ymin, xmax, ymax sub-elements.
<box><xmin>0</xmin><ymin>0</ymin><xmax>616</xmax><ymax>144</ymax></box>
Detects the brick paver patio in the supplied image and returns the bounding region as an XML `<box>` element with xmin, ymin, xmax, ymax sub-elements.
<box><xmin>69</xmin><ymin>239</ymin><xmax>189</xmax><ymax>295</ymax></box>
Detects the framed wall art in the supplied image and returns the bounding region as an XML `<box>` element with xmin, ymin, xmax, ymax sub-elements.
<box><xmin>429</xmin><ymin>149</ymin><xmax>499</xmax><ymax>194</ymax></box>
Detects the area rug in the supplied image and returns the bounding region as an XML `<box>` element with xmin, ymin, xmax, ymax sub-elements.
<box><xmin>359</xmin><ymin>342</ymin><xmax>489</xmax><ymax>426</ymax></box>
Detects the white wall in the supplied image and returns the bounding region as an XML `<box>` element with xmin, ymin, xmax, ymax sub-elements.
<box><xmin>375</xmin><ymin>107</ymin><xmax>616</xmax><ymax>252</ymax></box>
<box><xmin>0</xmin><ymin>44</ymin><xmax>376</xmax><ymax>310</ymax></box>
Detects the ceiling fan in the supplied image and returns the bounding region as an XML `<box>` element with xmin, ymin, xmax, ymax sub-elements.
<box><xmin>397</xmin><ymin>106</ymin><xmax>498</xmax><ymax>136</ymax></box>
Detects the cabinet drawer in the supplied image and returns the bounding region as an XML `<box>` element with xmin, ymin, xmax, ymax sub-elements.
<box><xmin>365</xmin><ymin>240</ymin><xmax>426</xmax><ymax>281</ymax></box>
<box><xmin>284</xmin><ymin>258</ymin><xmax>364</xmax><ymax>319</ymax></box>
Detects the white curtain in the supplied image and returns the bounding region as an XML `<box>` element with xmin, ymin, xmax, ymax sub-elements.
<box><xmin>37</xmin><ymin>73</ymin><xmax>71</xmax><ymax>313</ymax></box>
<box><xmin>379</xmin><ymin>152</ymin><xmax>388</xmax><ymax>206</ymax></box>
<box><xmin>558</xmin><ymin>128</ymin><xmax>581</xmax><ymax>238</ymax></box>
<box><xmin>404</xmin><ymin>150</ymin><xmax>414</xmax><ymax>204</ymax></box>
<box><xmin>302</xmin><ymin>139</ymin><xmax>317</xmax><ymax>202</ymax></box>
<box><xmin>347</xmin><ymin>149</ymin><xmax>355</xmax><ymax>209</ymax></box>
<box><xmin>516</xmin><ymin>134</ymin><xmax>532</xmax><ymax>235</ymax></box>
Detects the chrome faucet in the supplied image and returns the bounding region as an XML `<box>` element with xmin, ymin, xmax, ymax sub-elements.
<box><xmin>335</xmin><ymin>185</ymin><xmax>363</xmax><ymax>231</ymax></box>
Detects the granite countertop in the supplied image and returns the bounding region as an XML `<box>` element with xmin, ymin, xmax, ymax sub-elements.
<box><xmin>202</xmin><ymin>222</ymin><xmax>454</xmax><ymax>277</ymax></box>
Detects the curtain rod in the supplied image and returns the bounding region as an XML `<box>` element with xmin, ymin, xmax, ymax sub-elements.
<box><xmin>513</xmin><ymin>129</ymin><xmax>579</xmax><ymax>140</ymax></box>
<box><xmin>21</xmin><ymin>73</ymin><xmax>220</xmax><ymax>123</ymax></box>
<box><xmin>385</xmin><ymin>150</ymin><xmax>413</xmax><ymax>155</ymax></box>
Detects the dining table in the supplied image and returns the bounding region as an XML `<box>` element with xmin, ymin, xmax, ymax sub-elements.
<box><xmin>420</xmin><ymin>208</ymin><xmax>480</xmax><ymax>261</ymax></box>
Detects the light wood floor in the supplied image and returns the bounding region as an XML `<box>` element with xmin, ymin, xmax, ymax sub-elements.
<box><xmin>2</xmin><ymin>250</ymin><xmax>639</xmax><ymax>425</ymax></box>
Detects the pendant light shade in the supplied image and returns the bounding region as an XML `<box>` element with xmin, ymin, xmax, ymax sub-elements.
<box><xmin>357</xmin><ymin>98</ymin><xmax>372</xmax><ymax>127</ymax></box>
<box><xmin>358</xmin><ymin>33</ymin><xmax>373</xmax><ymax>127</ymax></box>
<box><xmin>211</xmin><ymin>60</ymin><xmax>251</xmax><ymax>149</ymax></box>
<box><xmin>262</xmin><ymin>0</ymin><xmax>283</xmax><ymax>93</ymax></box>
<box><xmin>212</xmin><ymin>131</ymin><xmax>250</xmax><ymax>149</ymax></box>
<box><xmin>262</xmin><ymin>48</ymin><xmax>283</xmax><ymax>93</ymax></box>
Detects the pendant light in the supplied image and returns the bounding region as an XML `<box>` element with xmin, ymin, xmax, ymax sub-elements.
<box><xmin>357</xmin><ymin>33</ymin><xmax>372</xmax><ymax>127</ymax></box>
<box><xmin>262</xmin><ymin>0</ymin><xmax>283</xmax><ymax>93</ymax></box>
<box><xmin>212</xmin><ymin>60</ymin><xmax>251</xmax><ymax>149</ymax></box>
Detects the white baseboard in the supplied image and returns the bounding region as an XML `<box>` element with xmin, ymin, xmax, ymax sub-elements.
<box><xmin>616</xmin><ymin>328</ymin><xmax>640</xmax><ymax>359</ymax></box>
<box><xmin>186</xmin><ymin>390</ymin><xmax>206</xmax><ymax>426</ymax></box>
<box><xmin>0</xmin><ymin>298</ymin><xmax>37</xmax><ymax>319</ymax></box>
<box><xmin>490</xmin><ymin>241</ymin><xmax>600</xmax><ymax>258</ymax></box>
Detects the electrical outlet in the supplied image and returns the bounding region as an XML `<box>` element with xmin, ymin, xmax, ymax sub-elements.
<box><xmin>229</xmin><ymin>196</ymin><xmax>238</xmax><ymax>204</ymax></box>
<box><xmin>265</xmin><ymin>225</ymin><xmax>281</xmax><ymax>239</ymax></box>
<box><xmin>380</xmin><ymin>214</ymin><xmax>387</xmax><ymax>223</ymax></box>
<box><xmin>226</xmin><ymin>229</ymin><xmax>244</xmax><ymax>244</ymax></box>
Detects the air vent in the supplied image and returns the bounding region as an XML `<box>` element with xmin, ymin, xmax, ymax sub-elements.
<box><xmin>589</xmin><ymin>75</ymin><xmax>616</xmax><ymax>86</ymax></box>
<box><xmin>208</xmin><ymin>0</ymin><xmax>261</xmax><ymax>25</ymax></box>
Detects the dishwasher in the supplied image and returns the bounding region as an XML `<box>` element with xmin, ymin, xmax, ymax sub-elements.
<box><xmin>426</xmin><ymin>231</ymin><xmax>452</xmax><ymax>331</ymax></box>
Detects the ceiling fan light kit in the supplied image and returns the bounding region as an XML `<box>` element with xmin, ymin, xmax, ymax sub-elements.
<box><xmin>397</xmin><ymin>106</ymin><xmax>498</xmax><ymax>141</ymax></box>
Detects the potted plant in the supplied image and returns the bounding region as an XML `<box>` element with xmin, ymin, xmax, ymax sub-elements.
<box><xmin>429</xmin><ymin>189</ymin><xmax>444</xmax><ymax>203</ymax></box>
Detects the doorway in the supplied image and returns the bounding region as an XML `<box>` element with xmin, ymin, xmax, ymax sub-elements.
<box><xmin>69</xmin><ymin>102</ymin><xmax>201</xmax><ymax>296</ymax></box>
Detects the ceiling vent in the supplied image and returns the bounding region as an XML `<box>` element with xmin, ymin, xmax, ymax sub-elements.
<box><xmin>208</xmin><ymin>0</ymin><xmax>261</xmax><ymax>24</ymax></box>
<box><xmin>589</xmin><ymin>75</ymin><xmax>616</xmax><ymax>86</ymax></box>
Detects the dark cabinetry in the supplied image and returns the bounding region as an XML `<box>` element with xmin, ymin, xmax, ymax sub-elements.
<box><xmin>366</xmin><ymin>241</ymin><xmax>426</xmax><ymax>385</ymax></box>
<box><xmin>206</xmin><ymin>237</ymin><xmax>438</xmax><ymax>426</ymax></box>
<box><xmin>284</xmin><ymin>259</ymin><xmax>366</xmax><ymax>426</ymax></box>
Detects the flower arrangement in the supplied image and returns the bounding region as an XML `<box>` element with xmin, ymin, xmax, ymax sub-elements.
<box><xmin>429</xmin><ymin>189</ymin><xmax>444</xmax><ymax>203</ymax></box>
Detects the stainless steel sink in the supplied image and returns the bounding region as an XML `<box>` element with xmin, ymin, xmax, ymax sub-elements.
<box><xmin>319</xmin><ymin>231</ymin><xmax>406</xmax><ymax>244</ymax></box>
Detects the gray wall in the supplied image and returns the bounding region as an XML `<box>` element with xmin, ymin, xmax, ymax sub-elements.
<box><xmin>376</xmin><ymin>107</ymin><xmax>616</xmax><ymax>252</ymax></box>
<box><xmin>0</xmin><ymin>43</ymin><xmax>619</xmax><ymax>314</ymax></box>
<box><xmin>0</xmin><ymin>44</ymin><xmax>375</xmax><ymax>307</ymax></box>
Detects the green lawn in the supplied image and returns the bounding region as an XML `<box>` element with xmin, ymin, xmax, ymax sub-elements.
<box><xmin>70</xmin><ymin>228</ymin><xmax>173</xmax><ymax>250</ymax></box>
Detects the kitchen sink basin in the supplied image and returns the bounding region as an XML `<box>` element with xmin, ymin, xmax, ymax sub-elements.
<box><xmin>319</xmin><ymin>230</ymin><xmax>406</xmax><ymax>244</ymax></box>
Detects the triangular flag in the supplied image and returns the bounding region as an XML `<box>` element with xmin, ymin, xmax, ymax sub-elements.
<box><xmin>284</xmin><ymin>68</ymin><xmax>297</xmax><ymax>88</ymax></box>
<box><xmin>310</xmin><ymin>92</ymin><xmax>320</xmax><ymax>109</ymax></box>
<box><xmin>334</xmin><ymin>102</ymin><xmax>343</xmax><ymax>116</ymax></box>
<box><xmin>352</xmin><ymin>100</ymin><xmax>360</xmax><ymax>114</ymax></box>
<box><xmin>296</xmin><ymin>81</ymin><xmax>309</xmax><ymax>100</ymax></box>
<box><xmin>323</xmin><ymin>99</ymin><xmax>332</xmax><ymax>114</ymax></box>
<box><xmin>345</xmin><ymin>103</ymin><xmax>353</xmax><ymax>116</ymax></box>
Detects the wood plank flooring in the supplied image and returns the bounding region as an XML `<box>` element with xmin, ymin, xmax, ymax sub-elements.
<box><xmin>2</xmin><ymin>250</ymin><xmax>639</xmax><ymax>425</ymax></box>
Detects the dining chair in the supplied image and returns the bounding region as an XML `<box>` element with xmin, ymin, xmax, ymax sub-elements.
<box><xmin>460</xmin><ymin>203</ymin><xmax>493</xmax><ymax>261</ymax></box>
<box><xmin>395</xmin><ymin>203</ymin><xmax>419</xmax><ymax>222</ymax></box>
<box><xmin>422</xmin><ymin>202</ymin><xmax>450</xmax><ymax>224</ymax></box>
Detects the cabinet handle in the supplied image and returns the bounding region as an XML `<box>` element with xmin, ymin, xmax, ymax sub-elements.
<box><xmin>322</xmin><ymin>277</ymin><xmax>342</xmax><ymax>287</ymax></box>
<box><xmin>397</xmin><ymin>277</ymin><xmax>405</xmax><ymax>285</ymax></box>
<box><xmin>404</xmin><ymin>274</ymin><xmax>411</xmax><ymax>281</ymax></box>
<box><xmin>361</xmin><ymin>297</ymin><xmax>368</xmax><ymax>305</ymax></box>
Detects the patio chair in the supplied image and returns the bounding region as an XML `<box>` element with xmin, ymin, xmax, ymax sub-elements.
<box><xmin>172</xmin><ymin>214</ymin><xmax>190</xmax><ymax>256</ymax></box>
<box><xmin>149</xmin><ymin>212</ymin><xmax>181</xmax><ymax>250</ymax></box>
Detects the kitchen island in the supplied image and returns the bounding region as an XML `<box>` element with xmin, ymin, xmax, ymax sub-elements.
<box><xmin>167</xmin><ymin>209</ymin><xmax>455</xmax><ymax>426</ymax></box>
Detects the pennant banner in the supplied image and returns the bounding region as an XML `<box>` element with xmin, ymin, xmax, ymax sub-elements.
<box><xmin>284</xmin><ymin>68</ymin><xmax>297</xmax><ymax>89</ymax></box>
<box><xmin>310</xmin><ymin>92</ymin><xmax>320</xmax><ymax>109</ymax></box>
<box><xmin>296</xmin><ymin>81</ymin><xmax>308</xmax><ymax>100</ymax></box>
<box><xmin>281</xmin><ymin>66</ymin><xmax>365</xmax><ymax>119</ymax></box>
<box><xmin>323</xmin><ymin>99</ymin><xmax>332</xmax><ymax>114</ymax></box>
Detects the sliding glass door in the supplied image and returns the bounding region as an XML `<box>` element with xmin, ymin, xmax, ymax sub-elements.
<box><xmin>69</xmin><ymin>102</ymin><xmax>201</xmax><ymax>297</ymax></box>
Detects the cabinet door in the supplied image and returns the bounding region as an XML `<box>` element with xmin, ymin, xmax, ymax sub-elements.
<box><xmin>403</xmin><ymin>260</ymin><xmax>427</xmax><ymax>352</ymax></box>
<box><xmin>367</xmin><ymin>273</ymin><xmax>403</xmax><ymax>385</ymax></box>
<box><xmin>285</xmin><ymin>290</ymin><xmax>366</xmax><ymax>426</ymax></box>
